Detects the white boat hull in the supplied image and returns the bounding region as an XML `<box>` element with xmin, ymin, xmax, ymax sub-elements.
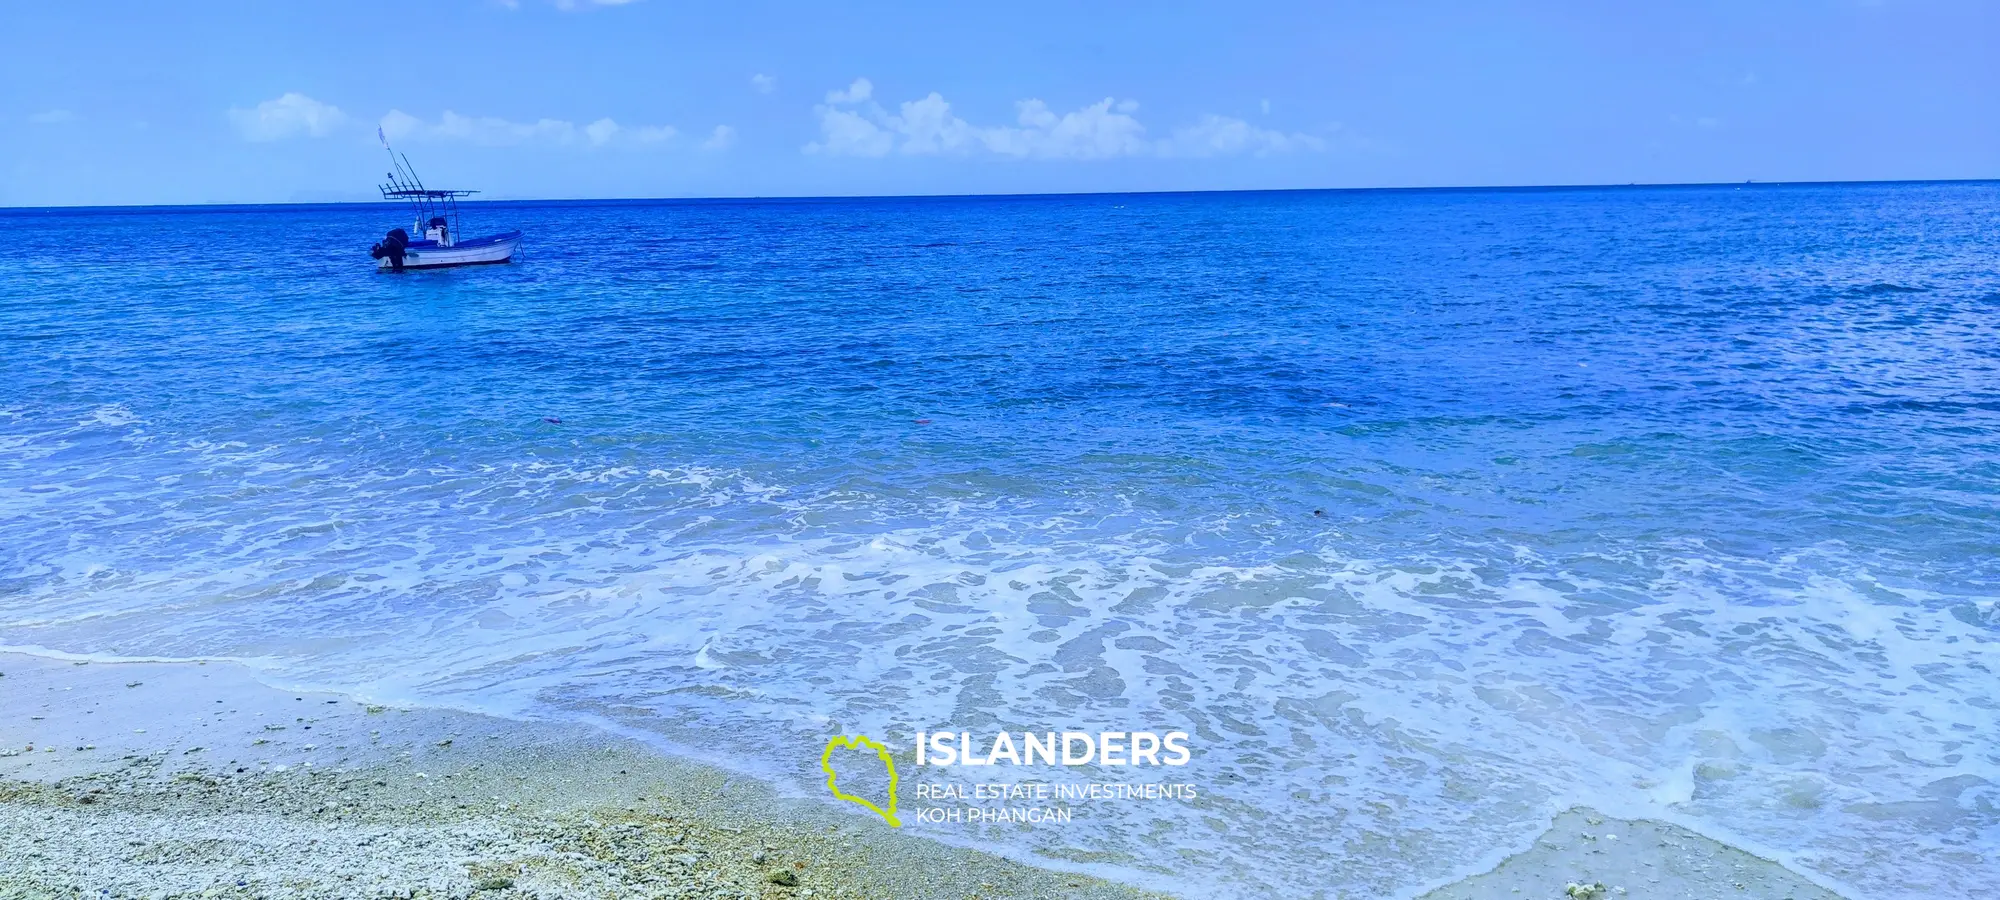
<box><xmin>379</xmin><ymin>231</ymin><xmax>522</xmax><ymax>270</ymax></box>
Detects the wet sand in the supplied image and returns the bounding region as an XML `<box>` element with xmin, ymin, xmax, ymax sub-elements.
<box><xmin>0</xmin><ymin>652</ymin><xmax>1848</xmax><ymax>900</ymax></box>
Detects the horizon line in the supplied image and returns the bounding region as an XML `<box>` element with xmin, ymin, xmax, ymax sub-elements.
<box><xmin>4</xmin><ymin>176</ymin><xmax>1995</xmax><ymax>213</ymax></box>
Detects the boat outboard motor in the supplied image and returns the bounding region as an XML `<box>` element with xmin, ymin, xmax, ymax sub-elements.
<box><xmin>370</xmin><ymin>227</ymin><xmax>410</xmax><ymax>271</ymax></box>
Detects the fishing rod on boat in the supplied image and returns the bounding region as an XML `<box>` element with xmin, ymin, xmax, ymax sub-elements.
<box><xmin>370</xmin><ymin>128</ymin><xmax>418</xmax><ymax>271</ymax></box>
<box><xmin>378</xmin><ymin>127</ymin><xmax>427</xmax><ymax>192</ymax></box>
<box><xmin>396</xmin><ymin>152</ymin><xmax>426</xmax><ymax>193</ymax></box>
<box><xmin>375</xmin><ymin>129</ymin><xmax>466</xmax><ymax>247</ymax></box>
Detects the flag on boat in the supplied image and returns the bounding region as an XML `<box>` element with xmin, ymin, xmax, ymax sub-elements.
<box><xmin>378</xmin><ymin>125</ymin><xmax>389</xmax><ymax>149</ymax></box>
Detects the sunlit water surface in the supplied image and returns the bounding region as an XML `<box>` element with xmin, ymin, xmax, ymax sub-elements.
<box><xmin>3</xmin><ymin>185</ymin><xmax>1997</xmax><ymax>898</ymax></box>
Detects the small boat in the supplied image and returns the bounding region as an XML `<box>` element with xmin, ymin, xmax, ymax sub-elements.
<box><xmin>369</xmin><ymin>138</ymin><xmax>522</xmax><ymax>271</ymax></box>
<box><xmin>375</xmin><ymin>223</ymin><xmax>523</xmax><ymax>270</ymax></box>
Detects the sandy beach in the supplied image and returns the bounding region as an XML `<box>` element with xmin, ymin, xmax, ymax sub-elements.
<box><xmin>0</xmin><ymin>651</ymin><xmax>1165</xmax><ymax>900</ymax></box>
<box><xmin>0</xmin><ymin>651</ymin><xmax>1848</xmax><ymax>900</ymax></box>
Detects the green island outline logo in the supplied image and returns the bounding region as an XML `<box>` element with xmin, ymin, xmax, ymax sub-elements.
<box><xmin>820</xmin><ymin>734</ymin><xmax>902</xmax><ymax>827</ymax></box>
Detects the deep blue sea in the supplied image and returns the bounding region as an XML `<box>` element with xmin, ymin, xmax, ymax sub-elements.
<box><xmin>3</xmin><ymin>184</ymin><xmax>1997</xmax><ymax>899</ymax></box>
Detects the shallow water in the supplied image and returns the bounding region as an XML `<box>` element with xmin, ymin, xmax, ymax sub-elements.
<box><xmin>3</xmin><ymin>184</ymin><xmax>1997</xmax><ymax>898</ymax></box>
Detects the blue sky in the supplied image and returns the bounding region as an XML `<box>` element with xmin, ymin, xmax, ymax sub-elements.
<box><xmin>2</xmin><ymin>0</ymin><xmax>1994</xmax><ymax>206</ymax></box>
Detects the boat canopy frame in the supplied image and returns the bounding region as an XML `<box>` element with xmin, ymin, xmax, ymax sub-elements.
<box><xmin>378</xmin><ymin>148</ymin><xmax>477</xmax><ymax>241</ymax></box>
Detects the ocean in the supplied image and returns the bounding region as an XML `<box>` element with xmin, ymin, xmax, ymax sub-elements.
<box><xmin>3</xmin><ymin>183</ymin><xmax>1996</xmax><ymax>898</ymax></box>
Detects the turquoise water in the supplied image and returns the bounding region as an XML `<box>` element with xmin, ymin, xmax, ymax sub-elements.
<box><xmin>3</xmin><ymin>184</ymin><xmax>1997</xmax><ymax>898</ymax></box>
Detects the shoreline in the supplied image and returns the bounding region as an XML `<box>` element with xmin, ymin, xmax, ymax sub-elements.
<box><xmin>0</xmin><ymin>651</ymin><xmax>1847</xmax><ymax>900</ymax></box>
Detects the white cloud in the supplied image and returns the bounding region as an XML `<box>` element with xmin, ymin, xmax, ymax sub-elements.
<box><xmin>230</xmin><ymin>93</ymin><xmax>348</xmax><ymax>141</ymax></box>
<box><xmin>981</xmin><ymin>98</ymin><xmax>1151</xmax><ymax>159</ymax></box>
<box><xmin>701</xmin><ymin>125</ymin><xmax>737</xmax><ymax>151</ymax></box>
<box><xmin>382</xmin><ymin>109</ymin><xmax>570</xmax><ymax>145</ymax></box>
<box><xmin>825</xmin><ymin>78</ymin><xmax>874</xmax><ymax>105</ymax></box>
<box><xmin>751</xmin><ymin>74</ymin><xmax>777</xmax><ymax>94</ymax></box>
<box><xmin>806</xmin><ymin>106</ymin><xmax>895</xmax><ymax>157</ymax></box>
<box><xmin>629</xmin><ymin>124</ymin><xmax>677</xmax><ymax>143</ymax></box>
<box><xmin>584</xmin><ymin>117</ymin><xmax>620</xmax><ymax>146</ymax></box>
<box><xmin>805</xmin><ymin>80</ymin><xmax>1325</xmax><ymax>161</ymax></box>
<box><xmin>1160</xmin><ymin>115</ymin><xmax>1327</xmax><ymax>158</ymax></box>
<box><xmin>28</xmin><ymin>109</ymin><xmax>77</xmax><ymax>125</ymax></box>
<box><xmin>892</xmin><ymin>93</ymin><xmax>977</xmax><ymax>154</ymax></box>
<box><xmin>381</xmin><ymin>109</ymin><xmax>674</xmax><ymax>147</ymax></box>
